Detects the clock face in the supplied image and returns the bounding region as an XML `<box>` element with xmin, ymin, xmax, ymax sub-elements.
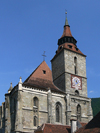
<box><xmin>71</xmin><ymin>75</ymin><xmax>82</xmax><ymax>90</ymax></box>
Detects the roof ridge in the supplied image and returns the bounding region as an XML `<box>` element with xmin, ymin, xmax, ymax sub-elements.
<box><xmin>45</xmin><ymin>123</ymin><xmax>70</xmax><ymax>127</ymax></box>
<box><xmin>23</xmin><ymin>61</ymin><xmax>47</xmax><ymax>83</ymax></box>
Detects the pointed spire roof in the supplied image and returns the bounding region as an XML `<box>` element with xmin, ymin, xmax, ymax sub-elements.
<box><xmin>65</xmin><ymin>16</ymin><xmax>69</xmax><ymax>26</ymax></box>
<box><xmin>61</xmin><ymin>24</ymin><xmax>72</xmax><ymax>38</ymax></box>
<box><xmin>51</xmin><ymin>14</ymin><xmax>86</xmax><ymax>60</ymax></box>
<box><xmin>61</xmin><ymin>14</ymin><xmax>72</xmax><ymax>38</ymax></box>
<box><xmin>23</xmin><ymin>61</ymin><xmax>65</xmax><ymax>94</ymax></box>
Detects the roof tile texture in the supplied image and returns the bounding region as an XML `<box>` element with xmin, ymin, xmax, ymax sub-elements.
<box><xmin>59</xmin><ymin>43</ymin><xmax>84</xmax><ymax>55</ymax></box>
<box><xmin>60</xmin><ymin>26</ymin><xmax>72</xmax><ymax>38</ymax></box>
<box><xmin>23</xmin><ymin>61</ymin><xmax>65</xmax><ymax>94</ymax></box>
<box><xmin>35</xmin><ymin>123</ymin><xmax>71</xmax><ymax>133</ymax></box>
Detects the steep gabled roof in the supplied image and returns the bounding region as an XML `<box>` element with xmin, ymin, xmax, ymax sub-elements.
<box><xmin>34</xmin><ymin>123</ymin><xmax>71</xmax><ymax>133</ymax></box>
<box><xmin>23</xmin><ymin>61</ymin><xmax>65</xmax><ymax>94</ymax></box>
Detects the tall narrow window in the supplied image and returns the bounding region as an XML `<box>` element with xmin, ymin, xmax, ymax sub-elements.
<box><xmin>74</xmin><ymin>57</ymin><xmax>77</xmax><ymax>74</ymax></box>
<box><xmin>34</xmin><ymin>97</ymin><xmax>38</xmax><ymax>107</ymax></box>
<box><xmin>34</xmin><ymin>116</ymin><xmax>37</xmax><ymax>126</ymax></box>
<box><xmin>56</xmin><ymin>102</ymin><xmax>62</xmax><ymax>122</ymax></box>
<box><xmin>56</xmin><ymin>104</ymin><xmax>59</xmax><ymax>122</ymax></box>
<box><xmin>33</xmin><ymin>97</ymin><xmax>38</xmax><ymax>127</ymax></box>
<box><xmin>77</xmin><ymin>104</ymin><xmax>81</xmax><ymax>121</ymax></box>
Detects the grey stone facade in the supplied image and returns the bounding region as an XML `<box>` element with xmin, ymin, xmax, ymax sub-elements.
<box><xmin>0</xmin><ymin>17</ymin><xmax>93</xmax><ymax>133</ymax></box>
<box><xmin>51</xmin><ymin>48</ymin><xmax>93</xmax><ymax>124</ymax></box>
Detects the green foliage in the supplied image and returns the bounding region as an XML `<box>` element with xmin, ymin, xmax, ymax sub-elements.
<box><xmin>91</xmin><ymin>98</ymin><xmax>100</xmax><ymax>117</ymax></box>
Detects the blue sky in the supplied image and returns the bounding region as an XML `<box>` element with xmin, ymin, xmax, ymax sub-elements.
<box><xmin>0</xmin><ymin>0</ymin><xmax>100</xmax><ymax>104</ymax></box>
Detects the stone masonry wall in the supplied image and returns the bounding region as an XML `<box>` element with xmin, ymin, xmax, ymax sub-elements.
<box><xmin>52</xmin><ymin>50</ymin><xmax>65</xmax><ymax>80</ymax></box>
<box><xmin>64</xmin><ymin>49</ymin><xmax>87</xmax><ymax>96</ymax></box>
<box><xmin>51</xmin><ymin>93</ymin><xmax>66</xmax><ymax>125</ymax></box>
<box><xmin>64</xmin><ymin>50</ymin><xmax>86</xmax><ymax>77</ymax></box>
<box><xmin>21</xmin><ymin>87</ymin><xmax>48</xmax><ymax>132</ymax></box>
<box><xmin>70</xmin><ymin>95</ymin><xmax>90</xmax><ymax>123</ymax></box>
<box><xmin>52</xmin><ymin>50</ymin><xmax>65</xmax><ymax>91</ymax></box>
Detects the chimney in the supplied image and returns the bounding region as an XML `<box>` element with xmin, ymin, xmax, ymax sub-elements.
<box><xmin>70</xmin><ymin>119</ymin><xmax>77</xmax><ymax>133</ymax></box>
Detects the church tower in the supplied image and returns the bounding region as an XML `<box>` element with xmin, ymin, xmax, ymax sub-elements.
<box><xmin>51</xmin><ymin>15</ymin><xmax>87</xmax><ymax>96</ymax></box>
<box><xmin>51</xmin><ymin>14</ymin><xmax>93</xmax><ymax>124</ymax></box>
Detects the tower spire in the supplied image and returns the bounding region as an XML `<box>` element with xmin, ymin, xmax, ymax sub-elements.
<box><xmin>65</xmin><ymin>11</ymin><xmax>69</xmax><ymax>26</ymax></box>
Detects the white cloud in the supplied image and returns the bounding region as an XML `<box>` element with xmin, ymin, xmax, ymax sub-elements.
<box><xmin>89</xmin><ymin>91</ymin><xmax>94</xmax><ymax>93</ymax></box>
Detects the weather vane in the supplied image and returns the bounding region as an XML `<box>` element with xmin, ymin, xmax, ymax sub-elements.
<box><xmin>42</xmin><ymin>51</ymin><xmax>46</xmax><ymax>61</ymax></box>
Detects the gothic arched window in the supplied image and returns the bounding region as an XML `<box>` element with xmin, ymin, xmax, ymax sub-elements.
<box><xmin>77</xmin><ymin>104</ymin><xmax>81</xmax><ymax>121</ymax></box>
<box><xmin>74</xmin><ymin>57</ymin><xmax>77</xmax><ymax>74</ymax></box>
<box><xmin>56</xmin><ymin>102</ymin><xmax>62</xmax><ymax>122</ymax></box>
<box><xmin>33</xmin><ymin>97</ymin><xmax>38</xmax><ymax>108</ymax></box>
<box><xmin>33</xmin><ymin>97</ymin><xmax>38</xmax><ymax>127</ymax></box>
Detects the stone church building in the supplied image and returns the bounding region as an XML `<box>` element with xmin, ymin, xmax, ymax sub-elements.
<box><xmin>0</xmin><ymin>16</ymin><xmax>93</xmax><ymax>133</ymax></box>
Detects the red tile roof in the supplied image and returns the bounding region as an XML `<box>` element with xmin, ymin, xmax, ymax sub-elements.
<box><xmin>75</xmin><ymin>111</ymin><xmax>100</xmax><ymax>133</ymax></box>
<box><xmin>51</xmin><ymin>43</ymin><xmax>86</xmax><ymax>61</ymax></box>
<box><xmin>60</xmin><ymin>25</ymin><xmax>72</xmax><ymax>38</ymax></box>
<box><xmin>34</xmin><ymin>123</ymin><xmax>71</xmax><ymax>133</ymax></box>
<box><xmin>51</xmin><ymin>25</ymin><xmax>86</xmax><ymax>61</ymax></box>
<box><xmin>23</xmin><ymin>61</ymin><xmax>65</xmax><ymax>94</ymax></box>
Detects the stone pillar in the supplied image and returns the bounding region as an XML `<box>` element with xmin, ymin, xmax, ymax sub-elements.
<box><xmin>47</xmin><ymin>88</ymin><xmax>52</xmax><ymax>123</ymax></box>
<box><xmin>88</xmin><ymin>99</ymin><xmax>93</xmax><ymax>121</ymax></box>
<box><xmin>70</xmin><ymin>119</ymin><xmax>77</xmax><ymax>133</ymax></box>
<box><xmin>15</xmin><ymin>77</ymin><xmax>23</xmax><ymax>132</ymax></box>
<box><xmin>1</xmin><ymin>102</ymin><xmax>5</xmax><ymax>133</ymax></box>
<box><xmin>5</xmin><ymin>95</ymin><xmax>11</xmax><ymax>133</ymax></box>
<box><xmin>65</xmin><ymin>94</ymin><xmax>71</xmax><ymax>125</ymax></box>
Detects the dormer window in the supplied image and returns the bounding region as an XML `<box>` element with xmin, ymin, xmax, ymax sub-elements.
<box><xmin>43</xmin><ymin>70</ymin><xmax>46</xmax><ymax>74</ymax></box>
<box><xmin>68</xmin><ymin>45</ymin><xmax>72</xmax><ymax>49</ymax></box>
<box><xmin>76</xmin><ymin>47</ymin><xmax>78</xmax><ymax>51</ymax></box>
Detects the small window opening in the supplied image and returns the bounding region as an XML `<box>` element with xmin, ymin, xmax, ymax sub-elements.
<box><xmin>34</xmin><ymin>97</ymin><xmax>38</xmax><ymax>107</ymax></box>
<box><xmin>75</xmin><ymin>90</ymin><xmax>79</xmax><ymax>96</ymax></box>
<box><xmin>76</xmin><ymin>47</ymin><xmax>78</xmax><ymax>51</ymax></box>
<box><xmin>43</xmin><ymin>70</ymin><xmax>46</xmax><ymax>74</ymax></box>
<box><xmin>68</xmin><ymin>45</ymin><xmax>72</xmax><ymax>49</ymax></box>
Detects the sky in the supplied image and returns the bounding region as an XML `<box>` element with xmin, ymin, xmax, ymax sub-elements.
<box><xmin>0</xmin><ymin>0</ymin><xmax>100</xmax><ymax>105</ymax></box>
